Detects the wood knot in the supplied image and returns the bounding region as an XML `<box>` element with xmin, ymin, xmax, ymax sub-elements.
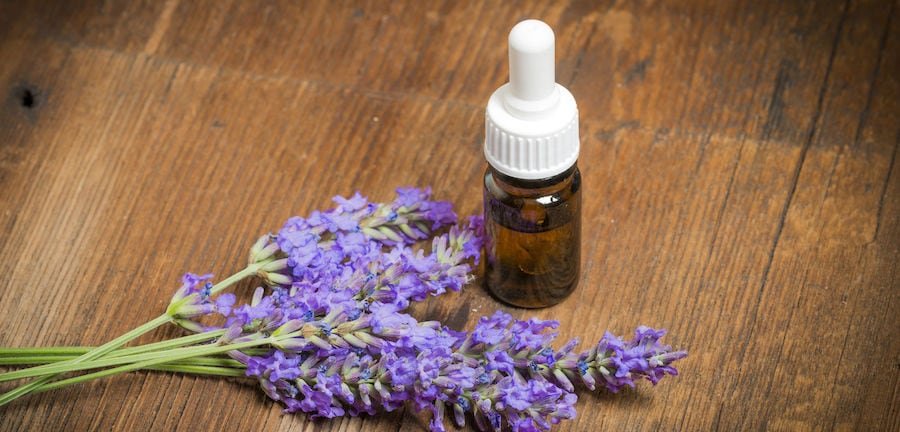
<box><xmin>12</xmin><ymin>83</ymin><xmax>41</xmax><ymax>110</ymax></box>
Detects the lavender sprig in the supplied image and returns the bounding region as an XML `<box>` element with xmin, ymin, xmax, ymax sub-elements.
<box><xmin>223</xmin><ymin>302</ymin><xmax>684</xmax><ymax>431</ymax></box>
<box><xmin>0</xmin><ymin>186</ymin><xmax>686</xmax><ymax>432</ymax></box>
<box><xmin>275</xmin><ymin>187</ymin><xmax>459</xmax><ymax>288</ymax></box>
<box><xmin>169</xmin><ymin>187</ymin><xmax>464</xmax><ymax>333</ymax></box>
<box><xmin>0</xmin><ymin>187</ymin><xmax>457</xmax><ymax>406</ymax></box>
<box><xmin>463</xmin><ymin>311</ymin><xmax>689</xmax><ymax>394</ymax></box>
<box><xmin>170</xmin><ymin>189</ymin><xmax>684</xmax><ymax>431</ymax></box>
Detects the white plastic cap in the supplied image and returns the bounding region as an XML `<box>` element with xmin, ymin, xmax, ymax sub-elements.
<box><xmin>484</xmin><ymin>19</ymin><xmax>579</xmax><ymax>180</ymax></box>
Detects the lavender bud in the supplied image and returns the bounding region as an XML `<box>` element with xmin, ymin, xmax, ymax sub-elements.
<box><xmin>272</xmin><ymin>319</ymin><xmax>304</xmax><ymax>337</ymax></box>
<box><xmin>398</xmin><ymin>223</ymin><xmax>418</xmax><ymax>240</ymax></box>
<box><xmin>374</xmin><ymin>380</ymin><xmax>392</xmax><ymax>401</ymax></box>
<box><xmin>358</xmin><ymin>383</ymin><xmax>373</xmax><ymax>406</ymax></box>
<box><xmin>377</xmin><ymin>226</ymin><xmax>404</xmax><ymax>243</ymax></box>
<box><xmin>247</xmin><ymin>234</ymin><xmax>270</xmax><ymax>262</ymax></box>
<box><xmin>354</xmin><ymin>331</ymin><xmax>384</xmax><ymax>350</ymax></box>
<box><xmin>553</xmin><ymin>368</ymin><xmax>575</xmax><ymax>393</ymax></box>
<box><xmin>306</xmin><ymin>335</ymin><xmax>332</xmax><ymax>350</ymax></box>
<box><xmin>219</xmin><ymin>324</ymin><xmax>244</xmax><ymax>344</ymax></box>
<box><xmin>249</xmin><ymin>234</ymin><xmax>281</xmax><ymax>263</ymax></box>
<box><xmin>328</xmin><ymin>335</ymin><xmax>350</xmax><ymax>350</ymax></box>
<box><xmin>260</xmin><ymin>258</ymin><xmax>289</xmax><ymax>272</ymax></box>
<box><xmin>260</xmin><ymin>271</ymin><xmax>292</xmax><ymax>286</ymax></box>
<box><xmin>341</xmin><ymin>333</ymin><xmax>369</xmax><ymax>350</ymax></box>
<box><xmin>452</xmin><ymin>400</ymin><xmax>467</xmax><ymax>427</ymax></box>
<box><xmin>173</xmin><ymin>319</ymin><xmax>206</xmax><ymax>333</ymax></box>
<box><xmin>360</xmin><ymin>227</ymin><xmax>387</xmax><ymax>241</ymax></box>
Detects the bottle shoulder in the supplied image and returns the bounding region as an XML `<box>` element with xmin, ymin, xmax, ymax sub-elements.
<box><xmin>484</xmin><ymin>165</ymin><xmax>581</xmax><ymax>202</ymax></box>
<box><xmin>484</xmin><ymin>164</ymin><xmax>581</xmax><ymax>232</ymax></box>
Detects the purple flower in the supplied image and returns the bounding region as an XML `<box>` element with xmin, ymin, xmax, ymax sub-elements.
<box><xmin>416</xmin><ymin>352</ymin><xmax>443</xmax><ymax>388</ymax></box>
<box><xmin>181</xmin><ymin>273</ymin><xmax>214</xmax><ymax>289</ymax></box>
<box><xmin>427</xmin><ymin>401</ymin><xmax>448</xmax><ymax>432</ymax></box>
<box><xmin>500</xmin><ymin>377</ymin><xmax>546</xmax><ymax>411</ymax></box>
<box><xmin>333</xmin><ymin>192</ymin><xmax>368</xmax><ymax>213</ymax></box>
<box><xmin>320</xmin><ymin>370</ymin><xmax>355</xmax><ymax>404</ymax></box>
<box><xmin>295</xmin><ymin>376</ymin><xmax>345</xmax><ymax>418</ymax></box>
<box><xmin>227</xmin><ymin>288</ymin><xmax>277</xmax><ymax>327</ymax></box>
<box><xmin>394</xmin><ymin>186</ymin><xmax>430</xmax><ymax>208</ymax></box>
<box><xmin>472</xmin><ymin>311</ymin><xmax>512</xmax><ymax>346</ymax></box>
<box><xmin>440</xmin><ymin>364</ymin><xmax>479</xmax><ymax>395</ymax></box>
<box><xmin>510</xmin><ymin>318</ymin><xmax>560</xmax><ymax>351</ymax></box>
<box><xmin>461</xmin><ymin>221</ymin><xmax>485</xmax><ymax>263</ymax></box>
<box><xmin>279</xmin><ymin>230</ymin><xmax>320</xmax><ymax>268</ymax></box>
<box><xmin>368</xmin><ymin>303</ymin><xmax>408</xmax><ymax>335</ymax></box>
<box><xmin>167</xmin><ymin>273</ymin><xmax>241</xmax><ymax>333</ymax></box>
<box><xmin>268</xmin><ymin>350</ymin><xmax>301</xmax><ymax>381</ymax></box>
<box><xmin>214</xmin><ymin>293</ymin><xmax>236</xmax><ymax>316</ymax></box>
<box><xmin>244</xmin><ymin>352</ymin><xmax>272</xmax><ymax>378</ymax></box>
<box><xmin>424</xmin><ymin>200</ymin><xmax>457</xmax><ymax>229</ymax></box>
<box><xmin>167</xmin><ymin>188</ymin><xmax>685</xmax><ymax>432</ymax></box>
<box><xmin>322</xmin><ymin>212</ymin><xmax>359</xmax><ymax>232</ymax></box>
<box><xmin>334</xmin><ymin>231</ymin><xmax>368</xmax><ymax>257</ymax></box>
<box><xmin>484</xmin><ymin>350</ymin><xmax>516</xmax><ymax>375</ymax></box>
<box><xmin>498</xmin><ymin>377</ymin><xmax>577</xmax><ymax>431</ymax></box>
<box><xmin>383</xmin><ymin>352</ymin><xmax>418</xmax><ymax>387</ymax></box>
<box><xmin>168</xmin><ymin>273</ymin><xmax>214</xmax><ymax>306</ymax></box>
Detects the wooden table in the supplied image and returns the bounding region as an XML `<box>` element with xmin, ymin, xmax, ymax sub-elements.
<box><xmin>1</xmin><ymin>1</ymin><xmax>897</xmax><ymax>430</ymax></box>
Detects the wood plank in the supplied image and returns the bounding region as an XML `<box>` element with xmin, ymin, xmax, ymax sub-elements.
<box><xmin>0</xmin><ymin>0</ymin><xmax>897</xmax><ymax>431</ymax></box>
<box><xmin>746</xmin><ymin>0</ymin><xmax>899</xmax><ymax>429</ymax></box>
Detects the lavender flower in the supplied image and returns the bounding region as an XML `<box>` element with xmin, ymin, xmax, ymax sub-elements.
<box><xmin>275</xmin><ymin>188</ymin><xmax>458</xmax><ymax>284</ymax></box>
<box><xmin>166</xmin><ymin>273</ymin><xmax>235</xmax><ymax>332</ymax></box>
<box><xmin>0</xmin><ymin>186</ymin><xmax>684</xmax><ymax>423</ymax></box>
<box><xmin>171</xmin><ymin>188</ymin><xmax>684</xmax><ymax>431</ymax></box>
<box><xmin>211</xmin><ymin>293</ymin><xmax>683</xmax><ymax>432</ymax></box>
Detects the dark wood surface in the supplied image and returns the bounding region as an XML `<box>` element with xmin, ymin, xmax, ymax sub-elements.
<box><xmin>1</xmin><ymin>0</ymin><xmax>897</xmax><ymax>430</ymax></box>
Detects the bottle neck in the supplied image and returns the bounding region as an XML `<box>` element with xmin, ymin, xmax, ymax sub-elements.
<box><xmin>488</xmin><ymin>164</ymin><xmax>578</xmax><ymax>194</ymax></box>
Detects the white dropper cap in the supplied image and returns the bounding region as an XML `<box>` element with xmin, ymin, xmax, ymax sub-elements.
<box><xmin>484</xmin><ymin>19</ymin><xmax>579</xmax><ymax>180</ymax></box>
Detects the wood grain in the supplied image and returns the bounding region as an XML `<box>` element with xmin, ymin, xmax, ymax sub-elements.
<box><xmin>1</xmin><ymin>0</ymin><xmax>897</xmax><ymax>431</ymax></box>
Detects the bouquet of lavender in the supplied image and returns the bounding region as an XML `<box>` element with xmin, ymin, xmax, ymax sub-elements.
<box><xmin>0</xmin><ymin>187</ymin><xmax>686</xmax><ymax>431</ymax></box>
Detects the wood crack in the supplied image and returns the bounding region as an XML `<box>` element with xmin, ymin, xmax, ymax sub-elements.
<box><xmin>731</xmin><ymin>0</ymin><xmax>851</xmax><ymax>422</ymax></box>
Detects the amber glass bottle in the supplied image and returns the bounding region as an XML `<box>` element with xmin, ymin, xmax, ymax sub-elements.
<box><xmin>482</xmin><ymin>19</ymin><xmax>582</xmax><ymax>307</ymax></box>
<box><xmin>484</xmin><ymin>165</ymin><xmax>581</xmax><ymax>308</ymax></box>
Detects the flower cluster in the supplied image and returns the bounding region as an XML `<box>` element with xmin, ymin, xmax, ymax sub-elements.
<box><xmin>167</xmin><ymin>273</ymin><xmax>236</xmax><ymax>333</ymax></box>
<box><xmin>0</xmin><ymin>187</ymin><xmax>685</xmax><ymax>424</ymax></box>
<box><xmin>276</xmin><ymin>187</ymin><xmax>458</xmax><ymax>284</ymax></box>
<box><xmin>178</xmin><ymin>188</ymin><xmax>686</xmax><ymax>432</ymax></box>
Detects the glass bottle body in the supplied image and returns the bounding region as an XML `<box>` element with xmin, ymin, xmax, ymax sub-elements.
<box><xmin>483</xmin><ymin>165</ymin><xmax>581</xmax><ymax>308</ymax></box>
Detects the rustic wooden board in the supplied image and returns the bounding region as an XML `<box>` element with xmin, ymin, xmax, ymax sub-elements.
<box><xmin>1</xmin><ymin>0</ymin><xmax>897</xmax><ymax>431</ymax></box>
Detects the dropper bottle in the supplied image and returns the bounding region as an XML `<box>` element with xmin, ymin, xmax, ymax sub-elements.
<box><xmin>483</xmin><ymin>19</ymin><xmax>581</xmax><ymax>308</ymax></box>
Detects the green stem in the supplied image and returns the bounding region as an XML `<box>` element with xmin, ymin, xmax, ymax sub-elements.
<box><xmin>6</xmin><ymin>333</ymin><xmax>293</xmax><ymax>394</ymax></box>
<box><xmin>210</xmin><ymin>262</ymin><xmax>265</xmax><ymax>296</ymax></box>
<box><xmin>0</xmin><ymin>354</ymin><xmax>246</xmax><ymax>369</ymax></box>
<box><xmin>0</xmin><ymin>330</ymin><xmax>227</xmax><ymax>378</ymax></box>
<box><xmin>35</xmin><ymin>365</ymin><xmax>249</xmax><ymax>393</ymax></box>
<box><xmin>0</xmin><ymin>347</ymin><xmax>94</xmax><ymax>356</ymax></box>
<box><xmin>0</xmin><ymin>356</ymin><xmax>100</xmax><ymax>365</ymax></box>
<box><xmin>136</xmin><ymin>364</ymin><xmax>248</xmax><ymax>377</ymax></box>
<box><xmin>0</xmin><ymin>261</ymin><xmax>267</xmax><ymax>407</ymax></box>
<box><xmin>0</xmin><ymin>313</ymin><xmax>173</xmax><ymax>407</ymax></box>
<box><xmin>107</xmin><ymin>330</ymin><xmax>229</xmax><ymax>358</ymax></box>
<box><xmin>0</xmin><ymin>332</ymin><xmax>287</xmax><ymax>382</ymax></box>
<box><xmin>123</xmin><ymin>364</ymin><xmax>247</xmax><ymax>378</ymax></box>
<box><xmin>0</xmin><ymin>346</ymin><xmax>269</xmax><ymax>359</ymax></box>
